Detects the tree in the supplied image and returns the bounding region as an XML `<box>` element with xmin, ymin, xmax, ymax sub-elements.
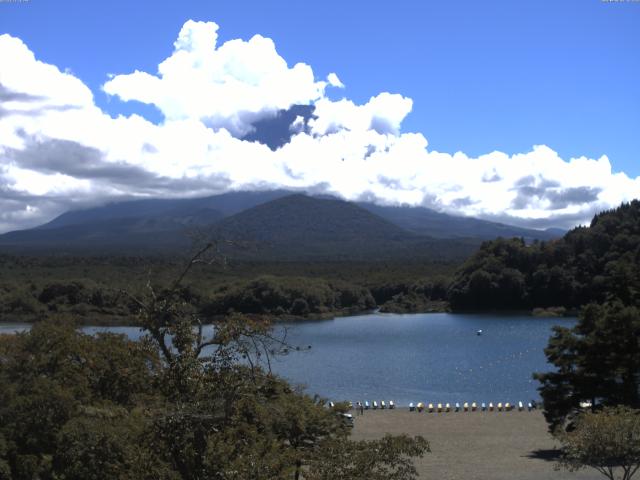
<box><xmin>555</xmin><ymin>406</ymin><xmax>640</xmax><ymax>480</ymax></box>
<box><xmin>535</xmin><ymin>302</ymin><xmax>640</xmax><ymax>431</ymax></box>
<box><xmin>306</xmin><ymin>434</ymin><xmax>430</xmax><ymax>480</ymax></box>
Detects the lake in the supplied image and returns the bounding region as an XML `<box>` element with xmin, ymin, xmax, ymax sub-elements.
<box><xmin>0</xmin><ymin>312</ymin><xmax>573</xmax><ymax>406</ymax></box>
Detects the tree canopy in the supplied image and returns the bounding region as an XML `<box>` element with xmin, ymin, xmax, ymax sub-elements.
<box><xmin>448</xmin><ymin>201</ymin><xmax>640</xmax><ymax>311</ymax></box>
<box><xmin>555</xmin><ymin>406</ymin><xmax>640</xmax><ymax>480</ymax></box>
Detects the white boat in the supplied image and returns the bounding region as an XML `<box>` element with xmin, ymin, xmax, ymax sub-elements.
<box><xmin>365</xmin><ymin>401</ymin><xmax>370</xmax><ymax>410</ymax></box>
<box><xmin>409</xmin><ymin>402</ymin><xmax>415</xmax><ymax>412</ymax></box>
<box><xmin>373</xmin><ymin>401</ymin><xmax>378</xmax><ymax>410</ymax></box>
<box><xmin>477</xmin><ymin>329</ymin><xmax>483</xmax><ymax>336</ymax></box>
<box><xmin>389</xmin><ymin>401</ymin><xmax>395</xmax><ymax>409</ymax></box>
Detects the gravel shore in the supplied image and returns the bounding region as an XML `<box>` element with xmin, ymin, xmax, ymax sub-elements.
<box><xmin>350</xmin><ymin>409</ymin><xmax>601</xmax><ymax>480</ymax></box>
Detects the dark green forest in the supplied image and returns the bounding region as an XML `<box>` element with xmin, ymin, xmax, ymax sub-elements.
<box><xmin>0</xmin><ymin>254</ymin><xmax>458</xmax><ymax>324</ymax></box>
<box><xmin>448</xmin><ymin>201</ymin><xmax>640</xmax><ymax>312</ymax></box>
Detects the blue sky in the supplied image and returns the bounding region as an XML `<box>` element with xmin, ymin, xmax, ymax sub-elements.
<box><xmin>3</xmin><ymin>0</ymin><xmax>638</xmax><ymax>174</ymax></box>
<box><xmin>0</xmin><ymin>0</ymin><xmax>638</xmax><ymax>231</ymax></box>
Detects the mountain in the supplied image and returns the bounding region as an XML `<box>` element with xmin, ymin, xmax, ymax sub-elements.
<box><xmin>0</xmin><ymin>190</ymin><xmax>563</xmax><ymax>257</ymax></box>
<box><xmin>358</xmin><ymin>203</ymin><xmax>562</xmax><ymax>241</ymax></box>
<box><xmin>38</xmin><ymin>190</ymin><xmax>292</xmax><ymax>230</ymax></box>
<box><xmin>209</xmin><ymin>194</ymin><xmax>478</xmax><ymax>261</ymax></box>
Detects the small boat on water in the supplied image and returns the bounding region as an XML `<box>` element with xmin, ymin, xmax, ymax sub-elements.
<box><xmin>373</xmin><ymin>401</ymin><xmax>378</xmax><ymax>410</ymax></box>
<box><xmin>365</xmin><ymin>401</ymin><xmax>370</xmax><ymax>410</ymax></box>
<box><xmin>477</xmin><ymin>329</ymin><xmax>483</xmax><ymax>336</ymax></box>
<box><xmin>389</xmin><ymin>400</ymin><xmax>395</xmax><ymax>409</ymax></box>
<box><xmin>471</xmin><ymin>402</ymin><xmax>477</xmax><ymax>411</ymax></box>
<box><xmin>409</xmin><ymin>402</ymin><xmax>415</xmax><ymax>412</ymax></box>
<box><xmin>417</xmin><ymin>402</ymin><xmax>424</xmax><ymax>412</ymax></box>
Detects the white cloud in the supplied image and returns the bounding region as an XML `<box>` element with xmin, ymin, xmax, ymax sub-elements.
<box><xmin>103</xmin><ymin>20</ymin><xmax>327</xmax><ymax>137</ymax></box>
<box><xmin>327</xmin><ymin>72</ymin><xmax>344</xmax><ymax>88</ymax></box>
<box><xmin>0</xmin><ymin>21</ymin><xmax>639</xmax><ymax>234</ymax></box>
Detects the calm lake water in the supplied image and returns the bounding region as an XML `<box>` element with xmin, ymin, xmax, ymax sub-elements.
<box><xmin>1</xmin><ymin>313</ymin><xmax>573</xmax><ymax>406</ymax></box>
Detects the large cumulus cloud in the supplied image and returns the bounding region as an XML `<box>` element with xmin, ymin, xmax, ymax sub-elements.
<box><xmin>0</xmin><ymin>20</ymin><xmax>638</xmax><ymax>234</ymax></box>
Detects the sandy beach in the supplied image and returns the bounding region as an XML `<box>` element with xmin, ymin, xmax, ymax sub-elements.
<box><xmin>351</xmin><ymin>409</ymin><xmax>602</xmax><ymax>480</ymax></box>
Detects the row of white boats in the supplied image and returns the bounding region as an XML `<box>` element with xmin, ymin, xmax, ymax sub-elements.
<box><xmin>329</xmin><ymin>400</ymin><xmax>539</xmax><ymax>412</ymax></box>
<box><xmin>409</xmin><ymin>401</ymin><xmax>536</xmax><ymax>412</ymax></box>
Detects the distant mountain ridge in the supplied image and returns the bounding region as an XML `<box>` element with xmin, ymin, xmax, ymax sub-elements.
<box><xmin>0</xmin><ymin>190</ymin><xmax>564</xmax><ymax>258</ymax></box>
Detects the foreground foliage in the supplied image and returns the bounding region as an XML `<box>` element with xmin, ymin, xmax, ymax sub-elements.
<box><xmin>555</xmin><ymin>407</ymin><xmax>640</xmax><ymax>480</ymax></box>
<box><xmin>0</xmin><ymin>248</ymin><xmax>429</xmax><ymax>479</ymax></box>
